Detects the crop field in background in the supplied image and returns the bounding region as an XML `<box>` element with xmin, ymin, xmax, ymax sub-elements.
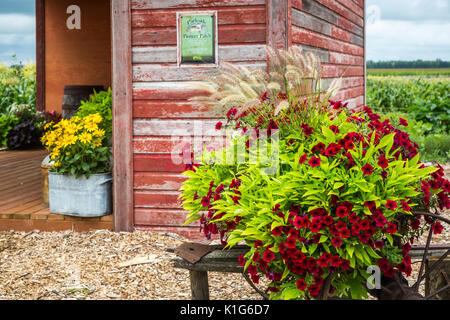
<box><xmin>366</xmin><ymin>68</ymin><xmax>450</xmax><ymax>163</ymax></box>
<box><xmin>367</xmin><ymin>68</ymin><xmax>450</xmax><ymax>77</ymax></box>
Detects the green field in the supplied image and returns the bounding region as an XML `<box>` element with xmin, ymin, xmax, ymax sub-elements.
<box><xmin>366</xmin><ymin>68</ymin><xmax>450</xmax><ymax>163</ymax></box>
<box><xmin>367</xmin><ymin>68</ymin><xmax>450</xmax><ymax>77</ymax></box>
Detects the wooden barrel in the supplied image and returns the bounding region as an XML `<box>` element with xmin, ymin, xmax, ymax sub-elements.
<box><xmin>62</xmin><ymin>85</ymin><xmax>104</xmax><ymax>119</ymax></box>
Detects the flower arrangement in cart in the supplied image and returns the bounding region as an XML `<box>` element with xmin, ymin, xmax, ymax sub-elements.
<box><xmin>179</xmin><ymin>47</ymin><xmax>450</xmax><ymax>300</ymax></box>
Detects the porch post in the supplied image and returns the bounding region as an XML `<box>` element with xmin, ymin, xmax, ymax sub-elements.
<box><xmin>35</xmin><ymin>0</ymin><xmax>46</xmax><ymax>112</ymax></box>
<box><xmin>111</xmin><ymin>0</ymin><xmax>134</xmax><ymax>232</ymax></box>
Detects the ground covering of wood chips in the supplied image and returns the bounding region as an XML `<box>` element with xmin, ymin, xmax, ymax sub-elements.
<box><xmin>0</xmin><ymin>166</ymin><xmax>448</xmax><ymax>300</ymax></box>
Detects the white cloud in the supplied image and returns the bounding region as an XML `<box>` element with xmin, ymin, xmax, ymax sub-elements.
<box><xmin>367</xmin><ymin>19</ymin><xmax>450</xmax><ymax>60</ymax></box>
<box><xmin>0</xmin><ymin>14</ymin><xmax>35</xmax><ymax>34</ymax></box>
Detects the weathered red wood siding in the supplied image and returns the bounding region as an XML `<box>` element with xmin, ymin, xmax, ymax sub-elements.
<box><xmin>131</xmin><ymin>0</ymin><xmax>268</xmax><ymax>239</ymax></box>
<box><xmin>289</xmin><ymin>0</ymin><xmax>365</xmax><ymax>109</ymax></box>
<box><xmin>130</xmin><ymin>0</ymin><xmax>365</xmax><ymax>238</ymax></box>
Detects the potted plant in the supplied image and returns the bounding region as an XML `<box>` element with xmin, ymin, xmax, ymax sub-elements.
<box><xmin>41</xmin><ymin>113</ymin><xmax>112</xmax><ymax>217</ymax></box>
<box><xmin>179</xmin><ymin>47</ymin><xmax>450</xmax><ymax>300</ymax></box>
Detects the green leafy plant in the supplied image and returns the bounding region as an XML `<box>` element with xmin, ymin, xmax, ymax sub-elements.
<box><xmin>179</xmin><ymin>47</ymin><xmax>450</xmax><ymax>300</ymax></box>
<box><xmin>0</xmin><ymin>114</ymin><xmax>19</xmax><ymax>147</ymax></box>
<box><xmin>0</xmin><ymin>63</ymin><xmax>36</xmax><ymax>114</ymax></box>
<box><xmin>75</xmin><ymin>88</ymin><xmax>112</xmax><ymax>141</ymax></box>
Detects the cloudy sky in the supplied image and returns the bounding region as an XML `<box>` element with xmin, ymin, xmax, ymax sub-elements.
<box><xmin>0</xmin><ymin>0</ymin><xmax>449</xmax><ymax>64</ymax></box>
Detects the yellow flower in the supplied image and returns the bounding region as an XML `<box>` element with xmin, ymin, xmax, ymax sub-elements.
<box><xmin>79</xmin><ymin>132</ymin><xmax>93</xmax><ymax>144</ymax></box>
<box><xmin>61</xmin><ymin>134</ymin><xmax>77</xmax><ymax>148</ymax></box>
<box><xmin>84</xmin><ymin>121</ymin><xmax>98</xmax><ymax>132</ymax></box>
<box><xmin>92</xmin><ymin>129</ymin><xmax>105</xmax><ymax>138</ymax></box>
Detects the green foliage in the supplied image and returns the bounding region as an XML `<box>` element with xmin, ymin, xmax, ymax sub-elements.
<box><xmin>0</xmin><ymin>63</ymin><xmax>36</xmax><ymax>114</ymax></box>
<box><xmin>0</xmin><ymin>114</ymin><xmax>19</xmax><ymax>147</ymax></box>
<box><xmin>367</xmin><ymin>76</ymin><xmax>449</xmax><ymax>134</ymax></box>
<box><xmin>75</xmin><ymin>88</ymin><xmax>113</xmax><ymax>141</ymax></box>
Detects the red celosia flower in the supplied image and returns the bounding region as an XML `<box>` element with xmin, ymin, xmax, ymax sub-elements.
<box><xmin>215</xmin><ymin>121</ymin><xmax>223</xmax><ymax>130</ymax></box>
<box><xmin>432</xmin><ymin>222</ymin><xmax>444</xmax><ymax>234</ymax></box>
<box><xmin>262</xmin><ymin>249</ymin><xmax>276</xmax><ymax>263</ymax></box>
<box><xmin>362</xmin><ymin>163</ymin><xmax>374</xmax><ymax>175</ymax></box>
<box><xmin>296</xmin><ymin>279</ymin><xmax>307</xmax><ymax>291</ymax></box>
<box><xmin>299</xmin><ymin>154</ymin><xmax>308</xmax><ymax>165</ymax></box>
<box><xmin>336</xmin><ymin>206</ymin><xmax>349</xmax><ymax>218</ymax></box>
<box><xmin>377</xmin><ymin>155</ymin><xmax>389</xmax><ymax>169</ymax></box>
<box><xmin>308</xmin><ymin>156</ymin><xmax>321</xmax><ymax>168</ymax></box>
<box><xmin>386</xmin><ymin>200</ymin><xmax>398</xmax><ymax>211</ymax></box>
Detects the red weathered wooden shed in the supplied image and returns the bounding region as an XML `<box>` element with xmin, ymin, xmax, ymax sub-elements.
<box><xmin>35</xmin><ymin>0</ymin><xmax>366</xmax><ymax>238</ymax></box>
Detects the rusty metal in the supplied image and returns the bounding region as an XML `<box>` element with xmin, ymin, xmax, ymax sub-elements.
<box><xmin>174</xmin><ymin>242</ymin><xmax>218</xmax><ymax>264</ymax></box>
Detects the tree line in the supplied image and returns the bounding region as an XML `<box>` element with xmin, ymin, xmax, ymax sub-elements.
<box><xmin>367</xmin><ymin>59</ymin><xmax>450</xmax><ymax>69</ymax></box>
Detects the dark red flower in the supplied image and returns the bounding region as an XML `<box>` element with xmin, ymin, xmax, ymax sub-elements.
<box><xmin>201</xmin><ymin>196</ymin><xmax>211</xmax><ymax>207</ymax></box>
<box><xmin>340</xmin><ymin>228</ymin><xmax>350</xmax><ymax>238</ymax></box>
<box><xmin>330</xmin><ymin>125</ymin><xmax>340</xmax><ymax>134</ymax></box>
<box><xmin>294</xmin><ymin>216</ymin><xmax>309</xmax><ymax>229</ymax></box>
<box><xmin>344</xmin><ymin>140</ymin><xmax>355</xmax><ymax>150</ymax></box>
<box><xmin>251</xmin><ymin>274</ymin><xmax>260</xmax><ymax>284</ymax></box>
<box><xmin>331</xmin><ymin>236</ymin><xmax>342</xmax><ymax>247</ymax></box>
<box><xmin>340</xmin><ymin>259</ymin><xmax>350</xmax><ymax>271</ymax></box>
<box><xmin>336</xmin><ymin>206</ymin><xmax>349</xmax><ymax>218</ymax></box>
<box><xmin>384</xmin><ymin>222</ymin><xmax>397</xmax><ymax>235</ymax></box>
<box><xmin>215</xmin><ymin>121</ymin><xmax>223</xmax><ymax>130</ymax></box>
<box><xmin>296</xmin><ymin>279</ymin><xmax>307</xmax><ymax>291</ymax></box>
<box><xmin>348</xmin><ymin>213</ymin><xmax>360</xmax><ymax>224</ymax></box>
<box><xmin>362</xmin><ymin>163</ymin><xmax>374</xmax><ymax>175</ymax></box>
<box><xmin>401</xmin><ymin>200</ymin><xmax>411</xmax><ymax>212</ymax></box>
<box><xmin>432</xmin><ymin>222</ymin><xmax>444</xmax><ymax>234</ymax></box>
<box><xmin>308</xmin><ymin>284</ymin><xmax>321</xmax><ymax>298</ymax></box>
<box><xmin>252</xmin><ymin>252</ymin><xmax>260</xmax><ymax>262</ymax></box>
<box><xmin>359</xmin><ymin>219</ymin><xmax>371</xmax><ymax>231</ymax></box>
<box><xmin>330</xmin><ymin>255</ymin><xmax>341</xmax><ymax>267</ymax></box>
<box><xmin>247</xmin><ymin>264</ymin><xmax>258</xmax><ymax>276</ymax></box>
<box><xmin>374</xmin><ymin>215</ymin><xmax>387</xmax><ymax>227</ymax></box>
<box><xmin>299</xmin><ymin>154</ymin><xmax>308</xmax><ymax>165</ymax></box>
<box><xmin>386</xmin><ymin>200</ymin><xmax>397</xmax><ymax>211</ymax></box>
<box><xmin>262</xmin><ymin>249</ymin><xmax>276</xmax><ymax>263</ymax></box>
<box><xmin>308</xmin><ymin>156</ymin><xmax>321</xmax><ymax>168</ymax></box>
<box><xmin>410</xmin><ymin>218</ymin><xmax>421</xmax><ymax>230</ymax></box>
<box><xmin>285</xmin><ymin>235</ymin><xmax>298</xmax><ymax>249</ymax></box>
<box><xmin>238</xmin><ymin>254</ymin><xmax>246</xmax><ymax>266</ymax></box>
<box><xmin>322</xmin><ymin>215</ymin><xmax>334</xmax><ymax>226</ymax></box>
<box><xmin>254</xmin><ymin>240</ymin><xmax>263</xmax><ymax>248</ymax></box>
<box><xmin>317</xmin><ymin>252</ymin><xmax>331</xmax><ymax>267</ymax></box>
<box><xmin>377</xmin><ymin>155</ymin><xmax>389</xmax><ymax>169</ymax></box>
<box><xmin>301</xmin><ymin>123</ymin><xmax>314</xmax><ymax>137</ymax></box>
<box><xmin>399</xmin><ymin>118</ymin><xmax>408</xmax><ymax>127</ymax></box>
<box><xmin>272</xmin><ymin>226</ymin><xmax>283</xmax><ymax>237</ymax></box>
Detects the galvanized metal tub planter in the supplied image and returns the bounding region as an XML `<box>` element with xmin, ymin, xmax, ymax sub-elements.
<box><xmin>49</xmin><ymin>172</ymin><xmax>112</xmax><ymax>217</ymax></box>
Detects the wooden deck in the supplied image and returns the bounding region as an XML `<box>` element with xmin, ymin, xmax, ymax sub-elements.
<box><xmin>0</xmin><ymin>149</ymin><xmax>113</xmax><ymax>232</ymax></box>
